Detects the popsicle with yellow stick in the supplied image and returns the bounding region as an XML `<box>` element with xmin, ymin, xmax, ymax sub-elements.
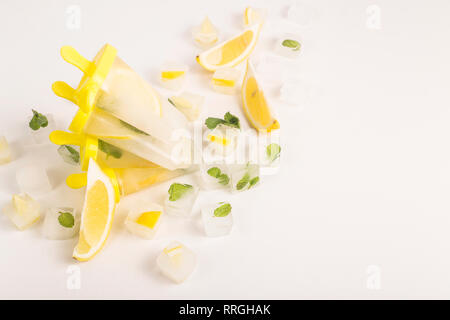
<box><xmin>52</xmin><ymin>44</ymin><xmax>192</xmax><ymax>170</ymax></box>
<box><xmin>50</xmin><ymin>130</ymin><xmax>190</xmax><ymax>197</ymax></box>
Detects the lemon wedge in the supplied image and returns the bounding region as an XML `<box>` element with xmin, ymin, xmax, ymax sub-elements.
<box><xmin>241</xmin><ymin>61</ymin><xmax>280</xmax><ymax>132</ymax></box>
<box><xmin>73</xmin><ymin>159</ymin><xmax>116</xmax><ymax>261</ymax></box>
<box><xmin>196</xmin><ymin>23</ymin><xmax>262</xmax><ymax>71</ymax></box>
<box><xmin>244</xmin><ymin>7</ymin><xmax>267</xmax><ymax>26</ymax></box>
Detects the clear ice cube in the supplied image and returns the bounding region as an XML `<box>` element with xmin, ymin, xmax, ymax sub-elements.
<box><xmin>2</xmin><ymin>193</ymin><xmax>41</xmax><ymax>230</ymax></box>
<box><xmin>275</xmin><ymin>34</ymin><xmax>302</xmax><ymax>59</ymax></box>
<box><xmin>230</xmin><ymin>163</ymin><xmax>260</xmax><ymax>193</ymax></box>
<box><xmin>16</xmin><ymin>164</ymin><xmax>52</xmax><ymax>197</ymax></box>
<box><xmin>0</xmin><ymin>136</ymin><xmax>12</xmax><ymax>165</ymax></box>
<box><xmin>57</xmin><ymin>145</ymin><xmax>80</xmax><ymax>166</ymax></box>
<box><xmin>212</xmin><ymin>68</ymin><xmax>241</xmax><ymax>95</ymax></box>
<box><xmin>159</xmin><ymin>62</ymin><xmax>188</xmax><ymax>91</ymax></box>
<box><xmin>168</xmin><ymin>92</ymin><xmax>204</xmax><ymax>121</ymax></box>
<box><xmin>201</xmin><ymin>202</ymin><xmax>233</xmax><ymax>237</ymax></box>
<box><xmin>205</xmin><ymin>124</ymin><xmax>240</xmax><ymax>157</ymax></box>
<box><xmin>192</xmin><ymin>16</ymin><xmax>219</xmax><ymax>49</ymax></box>
<box><xmin>29</xmin><ymin>114</ymin><xmax>55</xmax><ymax>145</ymax></box>
<box><xmin>199</xmin><ymin>163</ymin><xmax>231</xmax><ymax>190</ymax></box>
<box><xmin>157</xmin><ymin>241</ymin><xmax>196</xmax><ymax>283</ymax></box>
<box><xmin>42</xmin><ymin>207</ymin><xmax>80</xmax><ymax>240</ymax></box>
<box><xmin>125</xmin><ymin>203</ymin><xmax>163</xmax><ymax>239</ymax></box>
<box><xmin>164</xmin><ymin>183</ymin><xmax>199</xmax><ymax>217</ymax></box>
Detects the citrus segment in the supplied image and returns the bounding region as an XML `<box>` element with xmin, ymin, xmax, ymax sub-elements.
<box><xmin>241</xmin><ymin>61</ymin><xmax>280</xmax><ymax>132</ymax></box>
<box><xmin>196</xmin><ymin>23</ymin><xmax>262</xmax><ymax>71</ymax></box>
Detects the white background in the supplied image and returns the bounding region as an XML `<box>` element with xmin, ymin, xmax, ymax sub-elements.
<box><xmin>1</xmin><ymin>0</ymin><xmax>450</xmax><ymax>299</ymax></box>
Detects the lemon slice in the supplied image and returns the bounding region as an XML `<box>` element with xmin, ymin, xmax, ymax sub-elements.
<box><xmin>241</xmin><ymin>61</ymin><xmax>280</xmax><ymax>132</ymax></box>
<box><xmin>161</xmin><ymin>71</ymin><xmax>185</xmax><ymax>80</ymax></box>
<box><xmin>73</xmin><ymin>159</ymin><xmax>116</xmax><ymax>261</ymax></box>
<box><xmin>196</xmin><ymin>23</ymin><xmax>262</xmax><ymax>71</ymax></box>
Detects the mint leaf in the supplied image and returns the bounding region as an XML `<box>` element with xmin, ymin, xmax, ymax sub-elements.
<box><xmin>168</xmin><ymin>183</ymin><xmax>193</xmax><ymax>201</ymax></box>
<box><xmin>214</xmin><ymin>203</ymin><xmax>231</xmax><ymax>217</ymax></box>
<box><xmin>282</xmin><ymin>39</ymin><xmax>301</xmax><ymax>51</ymax></box>
<box><xmin>236</xmin><ymin>173</ymin><xmax>250</xmax><ymax>190</ymax></box>
<box><xmin>224</xmin><ymin>112</ymin><xmax>240</xmax><ymax>129</ymax></box>
<box><xmin>29</xmin><ymin>109</ymin><xmax>48</xmax><ymax>131</ymax></box>
<box><xmin>249</xmin><ymin>176</ymin><xmax>260</xmax><ymax>188</ymax></box>
<box><xmin>205</xmin><ymin>117</ymin><xmax>226</xmax><ymax>130</ymax></box>
<box><xmin>98</xmin><ymin>140</ymin><xmax>122</xmax><ymax>159</ymax></box>
<box><xmin>58</xmin><ymin>211</ymin><xmax>75</xmax><ymax>228</ymax></box>
<box><xmin>218</xmin><ymin>173</ymin><xmax>230</xmax><ymax>185</ymax></box>
<box><xmin>119</xmin><ymin>120</ymin><xmax>149</xmax><ymax>136</ymax></box>
<box><xmin>58</xmin><ymin>145</ymin><xmax>80</xmax><ymax>165</ymax></box>
<box><xmin>205</xmin><ymin>112</ymin><xmax>241</xmax><ymax>130</ymax></box>
<box><xmin>207</xmin><ymin>167</ymin><xmax>221</xmax><ymax>178</ymax></box>
<box><xmin>266</xmin><ymin>143</ymin><xmax>281</xmax><ymax>163</ymax></box>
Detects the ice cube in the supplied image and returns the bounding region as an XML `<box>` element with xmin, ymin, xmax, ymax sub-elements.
<box><xmin>212</xmin><ymin>68</ymin><xmax>241</xmax><ymax>95</ymax></box>
<box><xmin>275</xmin><ymin>34</ymin><xmax>302</xmax><ymax>59</ymax></box>
<box><xmin>159</xmin><ymin>62</ymin><xmax>188</xmax><ymax>91</ymax></box>
<box><xmin>164</xmin><ymin>183</ymin><xmax>199</xmax><ymax>217</ymax></box>
<box><xmin>230</xmin><ymin>163</ymin><xmax>260</xmax><ymax>193</ymax></box>
<box><xmin>168</xmin><ymin>92</ymin><xmax>204</xmax><ymax>121</ymax></box>
<box><xmin>16</xmin><ymin>164</ymin><xmax>52</xmax><ymax>197</ymax></box>
<box><xmin>42</xmin><ymin>207</ymin><xmax>80</xmax><ymax>240</ymax></box>
<box><xmin>205</xmin><ymin>124</ymin><xmax>240</xmax><ymax>157</ymax></box>
<box><xmin>0</xmin><ymin>136</ymin><xmax>12</xmax><ymax>165</ymax></box>
<box><xmin>287</xmin><ymin>2</ymin><xmax>318</xmax><ymax>27</ymax></box>
<box><xmin>201</xmin><ymin>202</ymin><xmax>233</xmax><ymax>237</ymax></box>
<box><xmin>192</xmin><ymin>16</ymin><xmax>219</xmax><ymax>49</ymax></box>
<box><xmin>57</xmin><ymin>145</ymin><xmax>80</xmax><ymax>166</ymax></box>
<box><xmin>199</xmin><ymin>163</ymin><xmax>231</xmax><ymax>190</ymax></box>
<box><xmin>156</xmin><ymin>241</ymin><xmax>196</xmax><ymax>283</ymax></box>
<box><xmin>2</xmin><ymin>193</ymin><xmax>41</xmax><ymax>230</ymax></box>
<box><xmin>28</xmin><ymin>113</ymin><xmax>55</xmax><ymax>145</ymax></box>
<box><xmin>125</xmin><ymin>203</ymin><xmax>163</xmax><ymax>239</ymax></box>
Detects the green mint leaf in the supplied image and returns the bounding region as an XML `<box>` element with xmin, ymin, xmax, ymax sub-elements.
<box><xmin>119</xmin><ymin>120</ymin><xmax>149</xmax><ymax>136</ymax></box>
<box><xmin>58</xmin><ymin>145</ymin><xmax>80</xmax><ymax>165</ymax></box>
<box><xmin>205</xmin><ymin>112</ymin><xmax>241</xmax><ymax>130</ymax></box>
<box><xmin>282</xmin><ymin>39</ymin><xmax>301</xmax><ymax>51</ymax></box>
<box><xmin>207</xmin><ymin>167</ymin><xmax>221</xmax><ymax>178</ymax></box>
<box><xmin>58</xmin><ymin>211</ymin><xmax>75</xmax><ymax>228</ymax></box>
<box><xmin>224</xmin><ymin>112</ymin><xmax>241</xmax><ymax>129</ymax></box>
<box><xmin>214</xmin><ymin>203</ymin><xmax>231</xmax><ymax>217</ymax></box>
<box><xmin>205</xmin><ymin>117</ymin><xmax>226</xmax><ymax>130</ymax></box>
<box><xmin>29</xmin><ymin>109</ymin><xmax>48</xmax><ymax>131</ymax></box>
<box><xmin>236</xmin><ymin>173</ymin><xmax>250</xmax><ymax>190</ymax></box>
<box><xmin>266</xmin><ymin>143</ymin><xmax>281</xmax><ymax>163</ymax></box>
<box><xmin>168</xmin><ymin>98</ymin><xmax>176</xmax><ymax>107</ymax></box>
<box><xmin>249</xmin><ymin>176</ymin><xmax>260</xmax><ymax>188</ymax></box>
<box><xmin>98</xmin><ymin>140</ymin><xmax>123</xmax><ymax>159</ymax></box>
<box><xmin>218</xmin><ymin>173</ymin><xmax>230</xmax><ymax>185</ymax></box>
<box><xmin>168</xmin><ymin>183</ymin><xmax>193</xmax><ymax>201</ymax></box>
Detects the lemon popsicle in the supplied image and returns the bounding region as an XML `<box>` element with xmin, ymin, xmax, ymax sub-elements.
<box><xmin>52</xmin><ymin>44</ymin><xmax>192</xmax><ymax>170</ymax></box>
<box><xmin>50</xmin><ymin>130</ymin><xmax>191</xmax><ymax>196</ymax></box>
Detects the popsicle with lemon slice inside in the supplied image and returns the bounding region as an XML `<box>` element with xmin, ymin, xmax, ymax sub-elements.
<box><xmin>52</xmin><ymin>44</ymin><xmax>192</xmax><ymax>170</ymax></box>
<box><xmin>50</xmin><ymin>130</ymin><xmax>191</xmax><ymax>197</ymax></box>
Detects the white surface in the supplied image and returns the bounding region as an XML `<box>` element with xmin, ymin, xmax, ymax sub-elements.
<box><xmin>1</xmin><ymin>0</ymin><xmax>450</xmax><ymax>299</ymax></box>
